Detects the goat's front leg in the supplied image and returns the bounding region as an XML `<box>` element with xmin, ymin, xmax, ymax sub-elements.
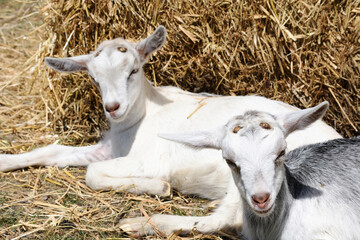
<box><xmin>0</xmin><ymin>140</ymin><xmax>112</xmax><ymax>172</ymax></box>
<box><xmin>120</xmin><ymin>215</ymin><xmax>214</xmax><ymax>237</ymax></box>
<box><xmin>85</xmin><ymin>158</ymin><xmax>172</xmax><ymax>196</ymax></box>
<box><xmin>119</xmin><ymin>181</ymin><xmax>243</xmax><ymax>237</ymax></box>
<box><xmin>89</xmin><ymin>177</ymin><xmax>171</xmax><ymax>197</ymax></box>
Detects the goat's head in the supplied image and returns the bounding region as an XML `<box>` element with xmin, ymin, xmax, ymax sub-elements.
<box><xmin>159</xmin><ymin>102</ymin><xmax>329</xmax><ymax>217</ymax></box>
<box><xmin>45</xmin><ymin>26</ymin><xmax>166</xmax><ymax>122</ymax></box>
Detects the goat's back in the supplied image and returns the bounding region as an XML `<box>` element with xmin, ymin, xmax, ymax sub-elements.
<box><xmin>286</xmin><ymin>137</ymin><xmax>360</xmax><ymax>200</ymax></box>
<box><xmin>283</xmin><ymin>137</ymin><xmax>360</xmax><ymax>239</ymax></box>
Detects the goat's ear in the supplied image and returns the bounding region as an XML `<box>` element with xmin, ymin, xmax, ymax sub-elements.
<box><xmin>136</xmin><ymin>25</ymin><xmax>166</xmax><ymax>62</ymax></box>
<box><xmin>279</xmin><ymin>101</ymin><xmax>329</xmax><ymax>137</ymax></box>
<box><xmin>158</xmin><ymin>126</ymin><xmax>224</xmax><ymax>150</ymax></box>
<box><xmin>45</xmin><ymin>55</ymin><xmax>90</xmax><ymax>72</ymax></box>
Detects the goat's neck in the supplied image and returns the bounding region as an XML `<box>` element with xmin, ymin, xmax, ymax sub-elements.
<box><xmin>110</xmin><ymin>74</ymin><xmax>171</xmax><ymax>134</ymax></box>
<box><xmin>143</xmin><ymin>76</ymin><xmax>172</xmax><ymax>111</ymax></box>
<box><xmin>243</xmin><ymin>178</ymin><xmax>293</xmax><ymax>240</ymax></box>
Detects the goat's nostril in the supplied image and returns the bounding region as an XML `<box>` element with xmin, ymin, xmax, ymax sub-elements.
<box><xmin>105</xmin><ymin>103</ymin><xmax>120</xmax><ymax>113</ymax></box>
<box><xmin>113</xmin><ymin>103</ymin><xmax>120</xmax><ymax>111</ymax></box>
<box><xmin>252</xmin><ymin>193</ymin><xmax>270</xmax><ymax>204</ymax></box>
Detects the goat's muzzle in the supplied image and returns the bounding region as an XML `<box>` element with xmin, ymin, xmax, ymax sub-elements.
<box><xmin>105</xmin><ymin>102</ymin><xmax>120</xmax><ymax>116</ymax></box>
<box><xmin>251</xmin><ymin>192</ymin><xmax>270</xmax><ymax>209</ymax></box>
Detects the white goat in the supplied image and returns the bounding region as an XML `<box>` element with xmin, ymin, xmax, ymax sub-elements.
<box><xmin>121</xmin><ymin>101</ymin><xmax>360</xmax><ymax>239</ymax></box>
<box><xmin>0</xmin><ymin>26</ymin><xmax>340</xmax><ymax>201</ymax></box>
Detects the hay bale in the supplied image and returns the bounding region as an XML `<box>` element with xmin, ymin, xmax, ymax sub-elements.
<box><xmin>35</xmin><ymin>0</ymin><xmax>359</xmax><ymax>140</ymax></box>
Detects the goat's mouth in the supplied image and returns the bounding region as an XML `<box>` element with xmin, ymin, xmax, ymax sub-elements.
<box><xmin>253</xmin><ymin>203</ymin><xmax>274</xmax><ymax>216</ymax></box>
<box><xmin>108</xmin><ymin>106</ymin><xmax>129</xmax><ymax>121</ymax></box>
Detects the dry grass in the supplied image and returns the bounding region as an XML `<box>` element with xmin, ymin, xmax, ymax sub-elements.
<box><xmin>0</xmin><ymin>0</ymin><xmax>49</xmax><ymax>153</ymax></box>
<box><xmin>1</xmin><ymin>167</ymin><xmax>233</xmax><ymax>239</ymax></box>
<box><xmin>0</xmin><ymin>0</ymin><xmax>359</xmax><ymax>239</ymax></box>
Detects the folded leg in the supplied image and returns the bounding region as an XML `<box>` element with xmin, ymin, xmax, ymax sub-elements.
<box><xmin>86</xmin><ymin>157</ymin><xmax>172</xmax><ymax>196</ymax></box>
<box><xmin>119</xmin><ymin>181</ymin><xmax>243</xmax><ymax>236</ymax></box>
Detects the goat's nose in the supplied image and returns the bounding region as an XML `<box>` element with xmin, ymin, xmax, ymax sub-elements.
<box><xmin>252</xmin><ymin>192</ymin><xmax>270</xmax><ymax>209</ymax></box>
<box><xmin>105</xmin><ymin>102</ymin><xmax>120</xmax><ymax>113</ymax></box>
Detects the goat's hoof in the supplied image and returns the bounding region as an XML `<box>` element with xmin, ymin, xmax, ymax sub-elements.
<box><xmin>207</xmin><ymin>199</ymin><xmax>222</xmax><ymax>210</ymax></box>
<box><xmin>159</xmin><ymin>181</ymin><xmax>172</xmax><ymax>197</ymax></box>
<box><xmin>120</xmin><ymin>217</ymin><xmax>149</xmax><ymax>237</ymax></box>
<box><xmin>120</xmin><ymin>223</ymin><xmax>140</xmax><ymax>237</ymax></box>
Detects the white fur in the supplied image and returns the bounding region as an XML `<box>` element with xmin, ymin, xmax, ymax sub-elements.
<box><xmin>125</xmin><ymin>102</ymin><xmax>357</xmax><ymax>239</ymax></box>
<box><xmin>0</xmin><ymin>27</ymin><xmax>340</xmax><ymax>208</ymax></box>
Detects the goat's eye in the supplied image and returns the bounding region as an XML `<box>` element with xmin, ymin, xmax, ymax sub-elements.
<box><xmin>233</xmin><ymin>126</ymin><xmax>242</xmax><ymax>133</ymax></box>
<box><xmin>130</xmin><ymin>69</ymin><xmax>138</xmax><ymax>75</ymax></box>
<box><xmin>128</xmin><ymin>69</ymin><xmax>139</xmax><ymax>80</ymax></box>
<box><xmin>278</xmin><ymin>150</ymin><xmax>285</xmax><ymax>158</ymax></box>
<box><xmin>275</xmin><ymin>150</ymin><xmax>286</xmax><ymax>167</ymax></box>
<box><xmin>118</xmin><ymin>47</ymin><xmax>127</xmax><ymax>52</ymax></box>
<box><xmin>225</xmin><ymin>159</ymin><xmax>240</xmax><ymax>171</ymax></box>
<box><xmin>260</xmin><ymin>122</ymin><xmax>272</xmax><ymax>130</ymax></box>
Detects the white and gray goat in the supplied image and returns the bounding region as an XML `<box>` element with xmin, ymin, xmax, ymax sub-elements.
<box><xmin>0</xmin><ymin>26</ymin><xmax>340</xmax><ymax>202</ymax></box>
<box><xmin>121</xmin><ymin>101</ymin><xmax>359</xmax><ymax>239</ymax></box>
